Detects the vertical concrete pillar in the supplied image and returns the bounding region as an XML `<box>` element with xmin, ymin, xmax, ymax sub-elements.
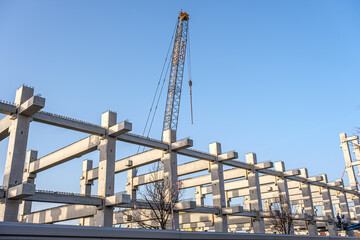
<box><xmin>209</xmin><ymin>142</ymin><xmax>228</xmax><ymax>232</ymax></box>
<box><xmin>79</xmin><ymin>159</ymin><xmax>93</xmax><ymax>226</ymax></box>
<box><xmin>194</xmin><ymin>186</ymin><xmax>204</xmax><ymax>207</ymax></box>
<box><xmin>338</xmin><ymin>190</ymin><xmax>351</xmax><ymax>221</ymax></box>
<box><xmin>126</xmin><ymin>169</ymin><xmax>137</xmax><ymax>200</ymax></box>
<box><xmin>352</xmin><ymin>196</ymin><xmax>360</xmax><ymax>221</ymax></box>
<box><xmin>320</xmin><ymin>174</ymin><xmax>338</xmax><ymax>236</ymax></box>
<box><xmin>274</xmin><ymin>161</ymin><xmax>294</xmax><ymax>234</ymax></box>
<box><xmin>337</xmin><ymin>187</ymin><xmax>354</xmax><ymax>236</ymax></box>
<box><xmin>93</xmin><ymin>111</ymin><xmax>116</xmax><ymax>227</ymax></box>
<box><xmin>245</xmin><ymin>153</ymin><xmax>265</xmax><ymax>233</ymax></box>
<box><xmin>0</xmin><ymin>86</ymin><xmax>34</xmax><ymax>222</ymax></box>
<box><xmin>340</xmin><ymin>133</ymin><xmax>357</xmax><ymax>190</ymax></box>
<box><xmin>162</xmin><ymin>129</ymin><xmax>179</xmax><ymax>230</ymax></box>
<box><xmin>349</xmin><ymin>137</ymin><xmax>360</xmax><ymax>221</ymax></box>
<box><xmin>299</xmin><ymin>169</ymin><xmax>318</xmax><ymax>235</ymax></box>
<box><xmin>18</xmin><ymin>150</ymin><xmax>37</xmax><ymax>222</ymax></box>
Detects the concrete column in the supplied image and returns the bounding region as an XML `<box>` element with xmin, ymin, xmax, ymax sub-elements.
<box><xmin>274</xmin><ymin>161</ymin><xmax>294</xmax><ymax>234</ymax></box>
<box><xmin>340</xmin><ymin>133</ymin><xmax>357</xmax><ymax>190</ymax></box>
<box><xmin>162</xmin><ymin>129</ymin><xmax>179</xmax><ymax>230</ymax></box>
<box><xmin>320</xmin><ymin>174</ymin><xmax>338</xmax><ymax>236</ymax></box>
<box><xmin>18</xmin><ymin>150</ymin><xmax>38</xmax><ymax>222</ymax></box>
<box><xmin>0</xmin><ymin>86</ymin><xmax>34</xmax><ymax>222</ymax></box>
<box><xmin>245</xmin><ymin>153</ymin><xmax>265</xmax><ymax>233</ymax></box>
<box><xmin>352</xmin><ymin>196</ymin><xmax>360</xmax><ymax>221</ymax></box>
<box><xmin>93</xmin><ymin>111</ymin><xmax>116</xmax><ymax>227</ymax></box>
<box><xmin>338</xmin><ymin>190</ymin><xmax>351</xmax><ymax>221</ymax></box>
<box><xmin>194</xmin><ymin>186</ymin><xmax>204</xmax><ymax>207</ymax></box>
<box><xmin>126</xmin><ymin>169</ymin><xmax>137</xmax><ymax>200</ymax></box>
<box><xmin>209</xmin><ymin>142</ymin><xmax>228</xmax><ymax>232</ymax></box>
<box><xmin>79</xmin><ymin>159</ymin><xmax>93</xmax><ymax>226</ymax></box>
<box><xmin>337</xmin><ymin>188</ymin><xmax>354</xmax><ymax>236</ymax></box>
<box><xmin>350</xmin><ymin>137</ymin><xmax>360</xmax><ymax>221</ymax></box>
<box><xmin>299</xmin><ymin>169</ymin><xmax>318</xmax><ymax>235</ymax></box>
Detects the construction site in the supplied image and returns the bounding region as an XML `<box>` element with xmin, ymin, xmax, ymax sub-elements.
<box><xmin>1</xmin><ymin>8</ymin><xmax>360</xmax><ymax>240</ymax></box>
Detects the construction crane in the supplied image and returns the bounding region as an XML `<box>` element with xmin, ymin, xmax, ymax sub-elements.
<box><xmin>162</xmin><ymin>11</ymin><xmax>190</xmax><ymax>134</ymax></box>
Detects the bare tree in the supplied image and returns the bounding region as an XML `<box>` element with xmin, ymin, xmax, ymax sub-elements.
<box><xmin>266</xmin><ymin>191</ymin><xmax>295</xmax><ymax>234</ymax></box>
<box><xmin>124</xmin><ymin>163</ymin><xmax>182</xmax><ymax>230</ymax></box>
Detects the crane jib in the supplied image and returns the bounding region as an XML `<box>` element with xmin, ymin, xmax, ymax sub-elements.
<box><xmin>179</xmin><ymin>38</ymin><xmax>186</xmax><ymax>63</ymax></box>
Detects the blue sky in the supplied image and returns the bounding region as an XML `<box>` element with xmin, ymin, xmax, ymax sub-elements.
<box><xmin>0</xmin><ymin>1</ymin><xmax>360</xmax><ymax>209</ymax></box>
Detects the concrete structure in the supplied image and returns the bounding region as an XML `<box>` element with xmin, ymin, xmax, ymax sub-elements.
<box><xmin>0</xmin><ymin>85</ymin><xmax>360</xmax><ymax>237</ymax></box>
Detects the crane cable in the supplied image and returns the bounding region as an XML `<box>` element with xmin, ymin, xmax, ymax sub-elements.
<box><xmin>137</xmin><ymin>23</ymin><xmax>177</xmax><ymax>154</ymax></box>
<box><xmin>187</xmin><ymin>26</ymin><xmax>193</xmax><ymax>125</ymax></box>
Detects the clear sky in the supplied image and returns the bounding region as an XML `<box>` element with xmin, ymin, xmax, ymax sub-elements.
<box><xmin>0</xmin><ymin>1</ymin><xmax>360</xmax><ymax>210</ymax></box>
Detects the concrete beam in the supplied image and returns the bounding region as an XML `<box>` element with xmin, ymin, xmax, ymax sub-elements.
<box><xmin>24</xmin><ymin>191</ymin><xmax>103</xmax><ymax>206</ymax></box>
<box><xmin>117</xmin><ymin>133</ymin><xmax>168</xmax><ymax>150</ymax></box>
<box><xmin>32</xmin><ymin>111</ymin><xmax>106</xmax><ymax>135</ymax></box>
<box><xmin>218</xmin><ymin>151</ymin><xmax>238</xmax><ymax>161</ymax></box>
<box><xmin>171</xmin><ymin>138</ymin><xmax>193</xmax><ymax>151</ymax></box>
<box><xmin>222</xmin><ymin>206</ymin><xmax>244</xmax><ymax>215</ymax></box>
<box><xmin>7</xmin><ymin>183</ymin><xmax>35</xmax><ymax>200</ymax></box>
<box><xmin>0</xmin><ymin>101</ymin><xmax>16</xmax><ymax>115</ymax></box>
<box><xmin>108</xmin><ymin>121</ymin><xmax>132</xmax><ymax>137</ymax></box>
<box><xmin>88</xmin><ymin>149</ymin><xmax>164</xmax><ymax>181</ymax></box>
<box><xmin>174</xmin><ymin>201</ymin><xmax>197</xmax><ymax>210</ymax></box>
<box><xmin>0</xmin><ymin>115</ymin><xmax>11</xmax><ymax>141</ymax></box>
<box><xmin>23</xmin><ymin>205</ymin><xmax>97</xmax><ymax>224</ymax></box>
<box><xmin>18</xmin><ymin>96</ymin><xmax>45</xmax><ymax>116</ymax></box>
<box><xmin>105</xmin><ymin>194</ymin><xmax>131</xmax><ymax>207</ymax></box>
<box><xmin>177</xmin><ymin>148</ymin><xmax>216</xmax><ymax>161</ymax></box>
<box><xmin>29</xmin><ymin>135</ymin><xmax>100</xmax><ymax>173</ymax></box>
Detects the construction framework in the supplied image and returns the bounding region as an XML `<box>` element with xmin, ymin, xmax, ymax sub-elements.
<box><xmin>1</xmin><ymin>85</ymin><xmax>360</xmax><ymax>237</ymax></box>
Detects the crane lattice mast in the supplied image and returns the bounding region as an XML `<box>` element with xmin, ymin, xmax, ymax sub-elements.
<box><xmin>162</xmin><ymin>11</ymin><xmax>189</xmax><ymax>134</ymax></box>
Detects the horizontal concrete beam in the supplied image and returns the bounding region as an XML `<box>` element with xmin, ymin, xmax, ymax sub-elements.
<box><xmin>0</xmin><ymin>115</ymin><xmax>11</xmax><ymax>141</ymax></box>
<box><xmin>222</xmin><ymin>206</ymin><xmax>244</xmax><ymax>215</ymax></box>
<box><xmin>108</xmin><ymin>121</ymin><xmax>132</xmax><ymax>137</ymax></box>
<box><xmin>24</xmin><ymin>192</ymin><xmax>103</xmax><ymax>206</ymax></box>
<box><xmin>29</xmin><ymin>135</ymin><xmax>100</xmax><ymax>173</ymax></box>
<box><xmin>18</xmin><ymin>96</ymin><xmax>45</xmax><ymax>116</ymax></box>
<box><xmin>178</xmin><ymin>206</ymin><xmax>220</xmax><ymax>214</ymax></box>
<box><xmin>32</xmin><ymin>111</ymin><xmax>106</xmax><ymax>135</ymax></box>
<box><xmin>23</xmin><ymin>205</ymin><xmax>97</xmax><ymax>224</ymax></box>
<box><xmin>117</xmin><ymin>133</ymin><xmax>168</xmax><ymax>150</ymax></box>
<box><xmin>88</xmin><ymin>149</ymin><xmax>164</xmax><ymax>181</ymax></box>
<box><xmin>171</xmin><ymin>138</ymin><xmax>193</xmax><ymax>151</ymax></box>
<box><xmin>174</xmin><ymin>201</ymin><xmax>197</xmax><ymax>210</ymax></box>
<box><xmin>218</xmin><ymin>151</ymin><xmax>238</xmax><ymax>161</ymax></box>
<box><xmin>177</xmin><ymin>148</ymin><xmax>216</xmax><ymax>161</ymax></box>
<box><xmin>0</xmin><ymin>101</ymin><xmax>16</xmax><ymax>115</ymax></box>
<box><xmin>105</xmin><ymin>194</ymin><xmax>131</xmax><ymax>206</ymax></box>
<box><xmin>7</xmin><ymin>183</ymin><xmax>35</xmax><ymax>200</ymax></box>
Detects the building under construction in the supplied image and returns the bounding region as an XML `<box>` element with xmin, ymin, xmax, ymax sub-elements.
<box><xmin>1</xmin><ymin>11</ymin><xmax>360</xmax><ymax>240</ymax></box>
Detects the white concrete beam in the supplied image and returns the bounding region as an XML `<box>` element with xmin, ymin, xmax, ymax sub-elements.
<box><xmin>108</xmin><ymin>121</ymin><xmax>132</xmax><ymax>137</ymax></box>
<box><xmin>0</xmin><ymin>101</ymin><xmax>16</xmax><ymax>115</ymax></box>
<box><xmin>7</xmin><ymin>183</ymin><xmax>35</xmax><ymax>200</ymax></box>
<box><xmin>171</xmin><ymin>138</ymin><xmax>193</xmax><ymax>151</ymax></box>
<box><xmin>23</xmin><ymin>205</ymin><xmax>97</xmax><ymax>224</ymax></box>
<box><xmin>24</xmin><ymin>191</ymin><xmax>103</xmax><ymax>206</ymax></box>
<box><xmin>32</xmin><ymin>111</ymin><xmax>106</xmax><ymax>135</ymax></box>
<box><xmin>88</xmin><ymin>149</ymin><xmax>164</xmax><ymax>181</ymax></box>
<box><xmin>117</xmin><ymin>133</ymin><xmax>168</xmax><ymax>150</ymax></box>
<box><xmin>0</xmin><ymin>116</ymin><xmax>11</xmax><ymax>141</ymax></box>
<box><xmin>105</xmin><ymin>194</ymin><xmax>131</xmax><ymax>207</ymax></box>
<box><xmin>18</xmin><ymin>96</ymin><xmax>45</xmax><ymax>116</ymax></box>
<box><xmin>29</xmin><ymin>135</ymin><xmax>100</xmax><ymax>173</ymax></box>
